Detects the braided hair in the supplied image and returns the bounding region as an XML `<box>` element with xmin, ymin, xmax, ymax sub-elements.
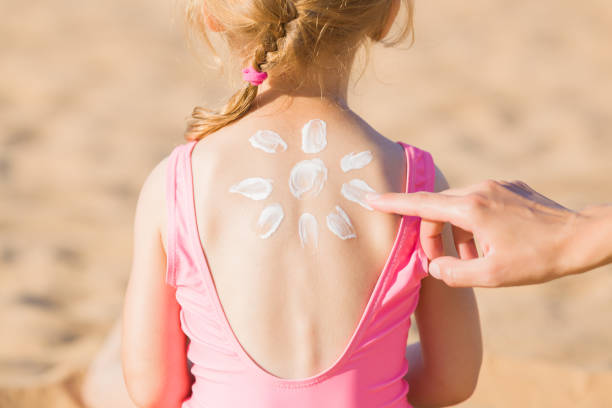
<box><xmin>185</xmin><ymin>0</ymin><xmax>414</xmax><ymax>141</ymax></box>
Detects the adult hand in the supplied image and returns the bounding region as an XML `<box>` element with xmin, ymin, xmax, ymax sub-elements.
<box><xmin>366</xmin><ymin>180</ymin><xmax>611</xmax><ymax>288</ymax></box>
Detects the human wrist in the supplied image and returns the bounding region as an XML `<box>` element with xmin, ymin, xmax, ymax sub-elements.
<box><xmin>560</xmin><ymin>204</ymin><xmax>612</xmax><ymax>277</ymax></box>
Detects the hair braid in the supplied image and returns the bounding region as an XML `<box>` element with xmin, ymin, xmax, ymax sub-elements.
<box><xmin>184</xmin><ymin>0</ymin><xmax>415</xmax><ymax>141</ymax></box>
<box><xmin>185</xmin><ymin>2</ymin><xmax>299</xmax><ymax>141</ymax></box>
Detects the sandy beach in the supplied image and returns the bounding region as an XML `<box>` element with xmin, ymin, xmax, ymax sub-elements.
<box><xmin>1</xmin><ymin>0</ymin><xmax>611</xmax><ymax>406</ymax></box>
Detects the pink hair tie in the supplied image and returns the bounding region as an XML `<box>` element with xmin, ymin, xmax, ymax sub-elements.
<box><xmin>242</xmin><ymin>66</ymin><xmax>268</xmax><ymax>86</ymax></box>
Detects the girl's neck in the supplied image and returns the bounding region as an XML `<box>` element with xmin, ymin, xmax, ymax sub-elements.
<box><xmin>250</xmin><ymin>87</ymin><xmax>350</xmax><ymax>118</ymax></box>
<box><xmin>250</xmin><ymin>63</ymin><xmax>352</xmax><ymax>116</ymax></box>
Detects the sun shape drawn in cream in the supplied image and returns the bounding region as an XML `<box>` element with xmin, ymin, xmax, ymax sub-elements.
<box><xmin>229</xmin><ymin>119</ymin><xmax>376</xmax><ymax>248</ymax></box>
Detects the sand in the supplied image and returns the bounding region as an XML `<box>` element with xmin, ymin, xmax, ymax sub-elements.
<box><xmin>1</xmin><ymin>0</ymin><xmax>611</xmax><ymax>406</ymax></box>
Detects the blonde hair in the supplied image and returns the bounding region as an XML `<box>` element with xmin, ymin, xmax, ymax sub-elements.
<box><xmin>185</xmin><ymin>0</ymin><xmax>415</xmax><ymax>141</ymax></box>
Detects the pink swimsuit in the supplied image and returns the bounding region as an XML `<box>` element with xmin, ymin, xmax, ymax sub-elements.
<box><xmin>165</xmin><ymin>140</ymin><xmax>435</xmax><ymax>408</ymax></box>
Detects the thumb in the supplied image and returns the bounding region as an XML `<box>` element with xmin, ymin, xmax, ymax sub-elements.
<box><xmin>428</xmin><ymin>256</ymin><xmax>494</xmax><ymax>288</ymax></box>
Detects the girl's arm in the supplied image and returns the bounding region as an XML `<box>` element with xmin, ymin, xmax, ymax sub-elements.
<box><xmin>121</xmin><ymin>157</ymin><xmax>192</xmax><ymax>408</ymax></box>
<box><xmin>405</xmin><ymin>165</ymin><xmax>483</xmax><ymax>407</ymax></box>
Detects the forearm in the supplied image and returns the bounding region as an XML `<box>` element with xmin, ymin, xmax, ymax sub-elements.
<box><xmin>561</xmin><ymin>204</ymin><xmax>612</xmax><ymax>277</ymax></box>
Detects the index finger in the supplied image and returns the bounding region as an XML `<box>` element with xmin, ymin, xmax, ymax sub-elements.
<box><xmin>366</xmin><ymin>191</ymin><xmax>474</xmax><ymax>231</ymax></box>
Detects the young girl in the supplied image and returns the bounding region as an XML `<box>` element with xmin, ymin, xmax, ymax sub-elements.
<box><xmin>121</xmin><ymin>1</ymin><xmax>482</xmax><ymax>407</ymax></box>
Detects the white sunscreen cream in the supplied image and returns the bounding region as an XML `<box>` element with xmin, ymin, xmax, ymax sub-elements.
<box><xmin>341</xmin><ymin>150</ymin><xmax>373</xmax><ymax>172</ymax></box>
<box><xmin>229</xmin><ymin>177</ymin><xmax>273</xmax><ymax>200</ymax></box>
<box><xmin>256</xmin><ymin>203</ymin><xmax>284</xmax><ymax>239</ymax></box>
<box><xmin>289</xmin><ymin>158</ymin><xmax>328</xmax><ymax>199</ymax></box>
<box><xmin>298</xmin><ymin>213</ymin><xmax>318</xmax><ymax>249</ymax></box>
<box><xmin>341</xmin><ymin>179</ymin><xmax>377</xmax><ymax>210</ymax></box>
<box><xmin>326</xmin><ymin>205</ymin><xmax>357</xmax><ymax>240</ymax></box>
<box><xmin>301</xmin><ymin>119</ymin><xmax>327</xmax><ymax>153</ymax></box>
<box><xmin>249</xmin><ymin>130</ymin><xmax>287</xmax><ymax>153</ymax></box>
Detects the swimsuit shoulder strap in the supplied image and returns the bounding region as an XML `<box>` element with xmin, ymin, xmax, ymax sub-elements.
<box><xmin>398</xmin><ymin>142</ymin><xmax>436</xmax><ymax>194</ymax></box>
<box><xmin>395</xmin><ymin>142</ymin><xmax>437</xmax><ymax>280</ymax></box>
<box><xmin>164</xmin><ymin>142</ymin><xmax>196</xmax><ymax>287</ymax></box>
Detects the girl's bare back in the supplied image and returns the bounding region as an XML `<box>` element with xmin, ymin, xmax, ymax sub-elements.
<box><xmin>161</xmin><ymin>98</ymin><xmax>408</xmax><ymax>379</ymax></box>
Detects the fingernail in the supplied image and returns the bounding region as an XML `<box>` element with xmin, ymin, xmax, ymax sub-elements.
<box><xmin>365</xmin><ymin>193</ymin><xmax>381</xmax><ymax>201</ymax></box>
<box><xmin>429</xmin><ymin>263</ymin><xmax>441</xmax><ymax>279</ymax></box>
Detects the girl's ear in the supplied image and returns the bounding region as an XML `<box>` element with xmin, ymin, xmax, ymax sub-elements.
<box><xmin>380</xmin><ymin>0</ymin><xmax>401</xmax><ymax>39</ymax></box>
<box><xmin>203</xmin><ymin>3</ymin><xmax>224</xmax><ymax>32</ymax></box>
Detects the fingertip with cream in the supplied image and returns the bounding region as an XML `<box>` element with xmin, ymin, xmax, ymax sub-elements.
<box><xmin>365</xmin><ymin>192</ymin><xmax>381</xmax><ymax>201</ymax></box>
